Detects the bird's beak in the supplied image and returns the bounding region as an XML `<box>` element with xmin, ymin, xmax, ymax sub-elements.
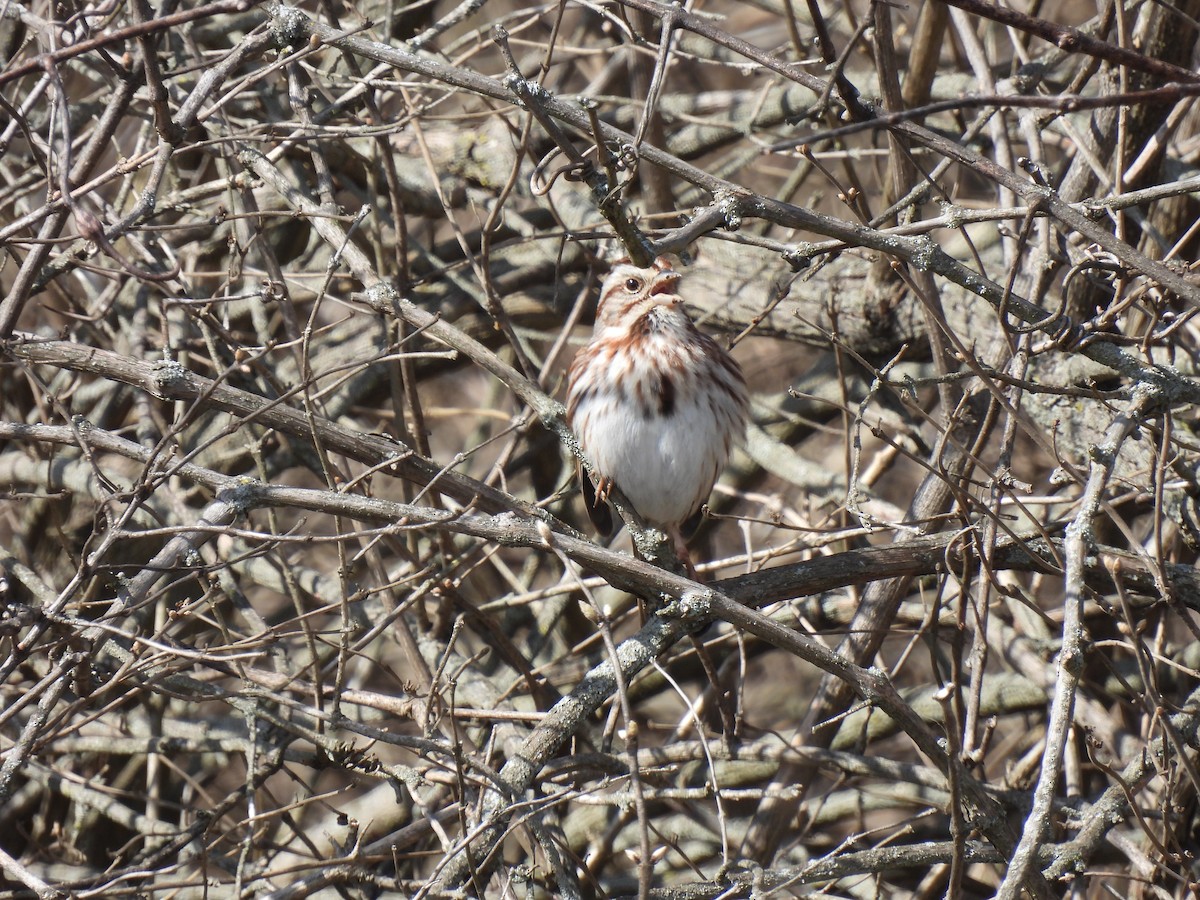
<box><xmin>649</xmin><ymin>270</ymin><xmax>681</xmax><ymax>296</ymax></box>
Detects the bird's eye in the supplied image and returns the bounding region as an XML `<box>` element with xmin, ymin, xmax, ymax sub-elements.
<box><xmin>624</xmin><ymin>277</ymin><xmax>642</xmax><ymax>292</ymax></box>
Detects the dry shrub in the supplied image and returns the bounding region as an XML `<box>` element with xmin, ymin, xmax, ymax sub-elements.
<box><xmin>3</xmin><ymin>0</ymin><xmax>1200</xmax><ymax>897</ymax></box>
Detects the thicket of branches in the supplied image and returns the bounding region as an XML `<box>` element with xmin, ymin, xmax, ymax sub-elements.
<box><xmin>3</xmin><ymin>0</ymin><xmax>1200</xmax><ymax>896</ymax></box>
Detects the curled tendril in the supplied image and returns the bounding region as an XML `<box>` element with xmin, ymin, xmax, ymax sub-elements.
<box><xmin>530</xmin><ymin>146</ymin><xmax>593</xmax><ymax>196</ymax></box>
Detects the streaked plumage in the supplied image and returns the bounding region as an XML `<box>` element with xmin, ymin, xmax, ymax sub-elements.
<box><xmin>567</xmin><ymin>257</ymin><xmax>747</xmax><ymax>560</ymax></box>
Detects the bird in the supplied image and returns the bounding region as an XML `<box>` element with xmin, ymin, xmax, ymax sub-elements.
<box><xmin>566</xmin><ymin>256</ymin><xmax>748</xmax><ymax>569</ymax></box>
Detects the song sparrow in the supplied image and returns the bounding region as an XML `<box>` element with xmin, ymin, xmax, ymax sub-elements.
<box><xmin>566</xmin><ymin>256</ymin><xmax>748</xmax><ymax>565</ymax></box>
